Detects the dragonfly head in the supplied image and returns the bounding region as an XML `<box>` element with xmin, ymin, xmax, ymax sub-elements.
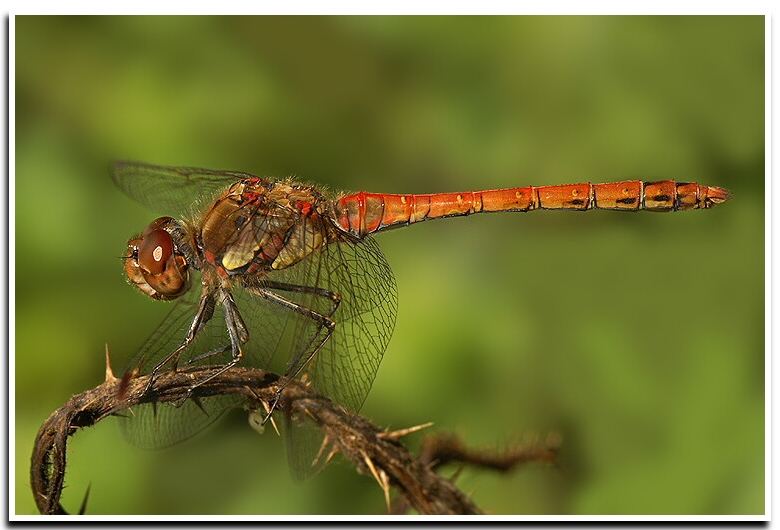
<box><xmin>124</xmin><ymin>216</ymin><xmax>191</xmax><ymax>300</ymax></box>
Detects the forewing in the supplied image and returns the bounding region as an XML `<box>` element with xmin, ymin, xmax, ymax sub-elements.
<box><xmin>112</xmin><ymin>161</ymin><xmax>256</xmax><ymax>216</ymax></box>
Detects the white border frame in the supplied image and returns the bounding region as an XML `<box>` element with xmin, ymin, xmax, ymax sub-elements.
<box><xmin>5</xmin><ymin>9</ymin><xmax>772</xmax><ymax>522</ymax></box>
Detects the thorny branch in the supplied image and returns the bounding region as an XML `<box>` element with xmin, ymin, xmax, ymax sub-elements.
<box><xmin>31</xmin><ymin>351</ymin><xmax>558</xmax><ymax>515</ymax></box>
<box><xmin>390</xmin><ymin>432</ymin><xmax>561</xmax><ymax>514</ymax></box>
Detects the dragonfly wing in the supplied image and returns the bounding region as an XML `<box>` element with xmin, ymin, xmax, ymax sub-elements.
<box><xmin>302</xmin><ymin>236</ymin><xmax>398</xmax><ymax>411</ymax></box>
<box><xmin>117</xmin><ymin>279</ymin><xmax>244</xmax><ymax>448</ymax></box>
<box><xmin>233</xmin><ymin>234</ymin><xmax>397</xmax><ymax>478</ymax></box>
<box><xmin>112</xmin><ymin>161</ymin><xmax>257</xmax><ymax>216</ymax></box>
<box><xmin>119</xmin><ymin>394</ymin><xmax>243</xmax><ymax>449</ymax></box>
<box><xmin>283</xmin><ymin>411</ymin><xmax>329</xmax><ymax>480</ymax></box>
<box><xmin>251</xmin><ymin>235</ymin><xmax>398</xmax><ymax>411</ymax></box>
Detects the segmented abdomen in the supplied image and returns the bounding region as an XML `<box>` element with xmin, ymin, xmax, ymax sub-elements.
<box><xmin>333</xmin><ymin>180</ymin><xmax>730</xmax><ymax>237</ymax></box>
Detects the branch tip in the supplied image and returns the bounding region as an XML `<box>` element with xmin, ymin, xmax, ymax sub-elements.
<box><xmin>379</xmin><ymin>421</ymin><xmax>434</xmax><ymax>441</ymax></box>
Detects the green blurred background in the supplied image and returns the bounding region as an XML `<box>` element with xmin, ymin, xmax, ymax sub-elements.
<box><xmin>15</xmin><ymin>16</ymin><xmax>764</xmax><ymax>515</ymax></box>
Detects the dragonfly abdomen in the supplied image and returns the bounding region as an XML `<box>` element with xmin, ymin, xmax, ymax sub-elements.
<box><xmin>334</xmin><ymin>180</ymin><xmax>730</xmax><ymax>237</ymax></box>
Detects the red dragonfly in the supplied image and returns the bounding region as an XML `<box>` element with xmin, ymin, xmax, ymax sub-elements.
<box><xmin>113</xmin><ymin>161</ymin><xmax>729</xmax><ymax>475</ymax></box>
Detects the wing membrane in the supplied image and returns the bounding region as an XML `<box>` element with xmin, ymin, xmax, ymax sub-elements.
<box><xmin>240</xmin><ymin>235</ymin><xmax>398</xmax><ymax>411</ymax></box>
<box><xmin>239</xmin><ymin>235</ymin><xmax>398</xmax><ymax>478</ymax></box>
<box><xmin>119</xmin><ymin>395</ymin><xmax>243</xmax><ymax>449</ymax></box>
<box><xmin>112</xmin><ymin>161</ymin><xmax>255</xmax><ymax>216</ymax></box>
<box><xmin>118</xmin><ymin>278</ymin><xmax>244</xmax><ymax>448</ymax></box>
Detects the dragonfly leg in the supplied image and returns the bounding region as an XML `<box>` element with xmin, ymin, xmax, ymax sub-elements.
<box><xmin>185</xmin><ymin>344</ymin><xmax>231</xmax><ymax>365</ymax></box>
<box><xmin>142</xmin><ymin>292</ymin><xmax>216</xmax><ymax>395</ymax></box>
<box><xmin>258</xmin><ymin>280</ymin><xmax>341</xmax><ymax>317</ymax></box>
<box><xmin>185</xmin><ymin>289</ymin><xmax>247</xmax><ymax>393</ymax></box>
<box><xmin>245</xmin><ymin>287</ymin><xmax>336</xmax><ymax>424</ymax></box>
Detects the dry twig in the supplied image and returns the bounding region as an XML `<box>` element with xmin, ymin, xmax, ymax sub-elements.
<box><xmin>31</xmin><ymin>363</ymin><xmax>480</xmax><ymax>515</ymax></box>
<box><xmin>389</xmin><ymin>431</ymin><xmax>562</xmax><ymax>514</ymax></box>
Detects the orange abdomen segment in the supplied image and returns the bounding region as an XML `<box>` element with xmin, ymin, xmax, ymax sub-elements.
<box><xmin>593</xmin><ymin>181</ymin><xmax>643</xmax><ymax>210</ymax></box>
<box><xmin>334</xmin><ymin>180</ymin><xmax>729</xmax><ymax>237</ymax></box>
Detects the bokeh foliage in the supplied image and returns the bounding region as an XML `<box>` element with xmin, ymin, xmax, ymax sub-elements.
<box><xmin>15</xmin><ymin>15</ymin><xmax>764</xmax><ymax>515</ymax></box>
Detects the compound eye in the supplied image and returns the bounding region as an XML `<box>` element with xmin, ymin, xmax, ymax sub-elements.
<box><xmin>138</xmin><ymin>229</ymin><xmax>174</xmax><ymax>275</ymax></box>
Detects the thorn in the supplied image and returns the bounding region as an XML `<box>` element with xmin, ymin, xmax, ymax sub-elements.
<box><xmin>109</xmin><ymin>411</ymin><xmax>130</xmax><ymax>419</ymax></box>
<box><xmin>360</xmin><ymin>449</ymin><xmax>385</xmax><ymax>498</ymax></box>
<box><xmin>104</xmin><ymin>344</ymin><xmax>118</xmax><ymax>383</ymax></box>
<box><xmin>126</xmin><ymin>406</ymin><xmax>135</xmax><ymax>417</ymax></box>
<box><xmin>378</xmin><ymin>421</ymin><xmax>434</xmax><ymax>441</ymax></box>
<box><xmin>449</xmin><ymin>464</ymin><xmax>465</xmax><ymax>483</ymax></box>
<box><xmin>78</xmin><ymin>483</ymin><xmax>91</xmax><ymax>515</ymax></box>
<box><xmin>361</xmin><ymin>450</ymin><xmax>391</xmax><ymax>512</ymax></box>
<box><xmin>325</xmin><ymin>445</ymin><xmax>340</xmax><ymax>465</ymax></box>
<box><xmin>269</xmin><ymin>415</ymin><xmax>279</xmax><ymax>436</ymax></box>
<box><xmin>190</xmin><ymin>396</ymin><xmax>209</xmax><ymax>417</ymax></box>
<box><xmin>378</xmin><ymin>469</ymin><xmax>391</xmax><ymax>513</ymax></box>
<box><xmin>260</xmin><ymin>400</ymin><xmax>280</xmax><ymax>436</ymax></box>
<box><xmin>427</xmin><ymin>457</ymin><xmax>441</xmax><ymax>470</ymax></box>
<box><xmin>311</xmin><ymin>434</ymin><xmax>331</xmax><ymax>467</ymax></box>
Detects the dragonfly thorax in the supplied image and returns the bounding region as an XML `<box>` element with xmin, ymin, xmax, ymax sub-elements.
<box><xmin>198</xmin><ymin>178</ymin><xmax>334</xmax><ymax>277</ymax></box>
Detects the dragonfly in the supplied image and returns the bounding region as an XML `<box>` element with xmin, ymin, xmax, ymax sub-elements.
<box><xmin>113</xmin><ymin>161</ymin><xmax>729</xmax><ymax>476</ymax></box>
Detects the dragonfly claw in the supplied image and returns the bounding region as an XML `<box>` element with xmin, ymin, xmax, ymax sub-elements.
<box><xmin>141</xmin><ymin>375</ymin><xmax>155</xmax><ymax>397</ymax></box>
